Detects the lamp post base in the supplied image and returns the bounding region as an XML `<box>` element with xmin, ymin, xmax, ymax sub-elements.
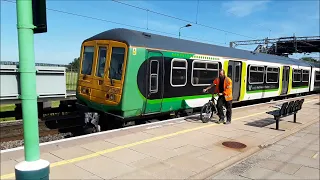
<box><xmin>15</xmin><ymin>159</ymin><xmax>50</xmax><ymax>180</ymax></box>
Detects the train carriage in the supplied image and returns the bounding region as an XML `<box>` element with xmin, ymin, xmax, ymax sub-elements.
<box><xmin>76</xmin><ymin>28</ymin><xmax>319</xmax><ymax>129</ymax></box>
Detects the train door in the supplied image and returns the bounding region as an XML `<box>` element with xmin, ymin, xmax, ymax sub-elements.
<box><xmin>281</xmin><ymin>66</ymin><xmax>290</xmax><ymax>95</ymax></box>
<box><xmin>91</xmin><ymin>43</ymin><xmax>109</xmax><ymax>102</ymax></box>
<box><xmin>143</xmin><ymin>51</ymin><xmax>164</xmax><ymax>114</ymax></box>
<box><xmin>227</xmin><ymin>60</ymin><xmax>242</xmax><ymax>101</ymax></box>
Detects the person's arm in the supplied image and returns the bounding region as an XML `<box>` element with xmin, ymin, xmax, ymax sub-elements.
<box><xmin>203</xmin><ymin>79</ymin><xmax>217</xmax><ymax>92</ymax></box>
<box><xmin>203</xmin><ymin>83</ymin><xmax>215</xmax><ymax>92</ymax></box>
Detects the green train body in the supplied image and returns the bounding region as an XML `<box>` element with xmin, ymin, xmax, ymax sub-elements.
<box><xmin>76</xmin><ymin>28</ymin><xmax>320</xmax><ymax>121</ymax></box>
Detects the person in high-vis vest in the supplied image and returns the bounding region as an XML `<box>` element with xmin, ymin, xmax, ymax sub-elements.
<box><xmin>203</xmin><ymin>69</ymin><xmax>233</xmax><ymax>124</ymax></box>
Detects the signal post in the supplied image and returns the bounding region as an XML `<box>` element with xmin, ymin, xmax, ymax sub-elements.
<box><xmin>14</xmin><ymin>0</ymin><xmax>50</xmax><ymax>179</ymax></box>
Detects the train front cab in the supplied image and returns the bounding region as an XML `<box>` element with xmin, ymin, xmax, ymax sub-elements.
<box><xmin>76</xmin><ymin>40</ymin><xmax>128</xmax><ymax>113</ymax></box>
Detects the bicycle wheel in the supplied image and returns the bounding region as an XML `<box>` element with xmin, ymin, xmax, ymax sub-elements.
<box><xmin>200</xmin><ymin>102</ymin><xmax>213</xmax><ymax>123</ymax></box>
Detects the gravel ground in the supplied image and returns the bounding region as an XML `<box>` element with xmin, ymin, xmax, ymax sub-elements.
<box><xmin>1</xmin><ymin>132</ymin><xmax>72</xmax><ymax>150</ymax></box>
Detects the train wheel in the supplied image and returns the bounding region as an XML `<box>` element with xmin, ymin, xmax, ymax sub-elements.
<box><xmin>83</xmin><ymin>124</ymin><xmax>101</xmax><ymax>134</ymax></box>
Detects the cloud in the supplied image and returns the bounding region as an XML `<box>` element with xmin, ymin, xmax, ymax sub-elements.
<box><xmin>222</xmin><ymin>0</ymin><xmax>270</xmax><ymax>17</ymax></box>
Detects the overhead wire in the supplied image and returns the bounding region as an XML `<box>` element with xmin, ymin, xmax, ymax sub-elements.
<box><xmin>2</xmin><ymin>0</ymin><xmax>225</xmax><ymax>46</ymax></box>
<box><xmin>2</xmin><ymin>0</ymin><xmax>307</xmax><ymax>62</ymax></box>
<box><xmin>111</xmin><ymin>0</ymin><xmax>256</xmax><ymax>39</ymax></box>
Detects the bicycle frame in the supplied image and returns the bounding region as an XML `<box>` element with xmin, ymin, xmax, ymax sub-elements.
<box><xmin>208</xmin><ymin>93</ymin><xmax>220</xmax><ymax>113</ymax></box>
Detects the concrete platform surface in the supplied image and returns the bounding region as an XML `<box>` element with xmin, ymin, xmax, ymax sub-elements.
<box><xmin>1</xmin><ymin>94</ymin><xmax>319</xmax><ymax>179</ymax></box>
<box><xmin>209</xmin><ymin>121</ymin><xmax>320</xmax><ymax>180</ymax></box>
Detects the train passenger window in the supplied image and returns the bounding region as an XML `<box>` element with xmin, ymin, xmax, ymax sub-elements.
<box><xmin>81</xmin><ymin>46</ymin><xmax>94</xmax><ymax>75</ymax></box>
<box><xmin>96</xmin><ymin>47</ymin><xmax>107</xmax><ymax>77</ymax></box>
<box><xmin>293</xmin><ymin>69</ymin><xmax>301</xmax><ymax>82</ymax></box>
<box><xmin>109</xmin><ymin>47</ymin><xmax>125</xmax><ymax>81</ymax></box>
<box><xmin>150</xmin><ymin>60</ymin><xmax>159</xmax><ymax>93</ymax></box>
<box><xmin>192</xmin><ymin>61</ymin><xmax>219</xmax><ymax>86</ymax></box>
<box><xmin>316</xmin><ymin>71</ymin><xmax>320</xmax><ymax>82</ymax></box>
<box><xmin>171</xmin><ymin>58</ymin><xmax>187</xmax><ymax>87</ymax></box>
<box><xmin>235</xmin><ymin>65</ymin><xmax>240</xmax><ymax>82</ymax></box>
<box><xmin>228</xmin><ymin>65</ymin><xmax>232</xmax><ymax>78</ymax></box>
<box><xmin>266</xmin><ymin>67</ymin><xmax>279</xmax><ymax>83</ymax></box>
<box><xmin>249</xmin><ymin>65</ymin><xmax>264</xmax><ymax>84</ymax></box>
<box><xmin>302</xmin><ymin>70</ymin><xmax>309</xmax><ymax>82</ymax></box>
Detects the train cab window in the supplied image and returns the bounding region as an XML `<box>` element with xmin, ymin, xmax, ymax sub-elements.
<box><xmin>149</xmin><ymin>60</ymin><xmax>159</xmax><ymax>93</ymax></box>
<box><xmin>266</xmin><ymin>67</ymin><xmax>279</xmax><ymax>83</ymax></box>
<box><xmin>81</xmin><ymin>46</ymin><xmax>94</xmax><ymax>75</ymax></box>
<box><xmin>171</xmin><ymin>58</ymin><xmax>187</xmax><ymax>87</ymax></box>
<box><xmin>192</xmin><ymin>60</ymin><xmax>219</xmax><ymax>86</ymax></box>
<box><xmin>316</xmin><ymin>71</ymin><xmax>320</xmax><ymax>82</ymax></box>
<box><xmin>249</xmin><ymin>65</ymin><xmax>264</xmax><ymax>84</ymax></box>
<box><xmin>96</xmin><ymin>47</ymin><xmax>107</xmax><ymax>77</ymax></box>
<box><xmin>302</xmin><ymin>70</ymin><xmax>309</xmax><ymax>82</ymax></box>
<box><xmin>293</xmin><ymin>69</ymin><xmax>301</xmax><ymax>82</ymax></box>
<box><xmin>109</xmin><ymin>47</ymin><xmax>125</xmax><ymax>81</ymax></box>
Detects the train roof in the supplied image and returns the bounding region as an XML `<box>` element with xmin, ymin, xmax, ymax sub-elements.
<box><xmin>306</xmin><ymin>61</ymin><xmax>320</xmax><ymax>68</ymax></box>
<box><xmin>84</xmin><ymin>28</ymin><xmax>313</xmax><ymax>67</ymax></box>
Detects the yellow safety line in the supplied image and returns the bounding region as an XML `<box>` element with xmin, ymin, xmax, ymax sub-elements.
<box><xmin>1</xmin><ymin>99</ymin><xmax>318</xmax><ymax>179</ymax></box>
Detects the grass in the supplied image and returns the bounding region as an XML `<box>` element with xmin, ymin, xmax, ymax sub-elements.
<box><xmin>0</xmin><ymin>104</ymin><xmax>15</xmax><ymax>112</ymax></box>
<box><xmin>66</xmin><ymin>71</ymin><xmax>78</xmax><ymax>91</ymax></box>
<box><xmin>0</xmin><ymin>104</ymin><xmax>16</xmax><ymax>122</ymax></box>
<box><xmin>0</xmin><ymin>71</ymin><xmax>78</xmax><ymax>121</ymax></box>
<box><xmin>0</xmin><ymin>101</ymin><xmax>61</xmax><ymax>122</ymax></box>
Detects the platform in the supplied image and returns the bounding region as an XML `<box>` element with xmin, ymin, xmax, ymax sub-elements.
<box><xmin>1</xmin><ymin>94</ymin><xmax>319</xmax><ymax>179</ymax></box>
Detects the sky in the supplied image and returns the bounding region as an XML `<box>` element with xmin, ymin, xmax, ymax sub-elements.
<box><xmin>1</xmin><ymin>0</ymin><xmax>319</xmax><ymax>65</ymax></box>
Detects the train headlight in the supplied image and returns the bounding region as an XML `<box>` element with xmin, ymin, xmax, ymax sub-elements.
<box><xmin>81</xmin><ymin>87</ymin><xmax>89</xmax><ymax>94</ymax></box>
<box><xmin>109</xmin><ymin>94</ymin><xmax>115</xmax><ymax>101</ymax></box>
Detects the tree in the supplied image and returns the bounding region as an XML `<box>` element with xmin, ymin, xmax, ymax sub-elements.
<box><xmin>67</xmin><ymin>57</ymin><xmax>80</xmax><ymax>71</ymax></box>
<box><xmin>300</xmin><ymin>57</ymin><xmax>318</xmax><ymax>62</ymax></box>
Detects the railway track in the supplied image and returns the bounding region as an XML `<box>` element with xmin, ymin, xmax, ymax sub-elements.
<box><xmin>0</xmin><ymin>113</ymin><xmax>82</xmax><ymax>150</ymax></box>
<box><xmin>1</xmin><ymin>93</ymin><xmax>317</xmax><ymax>150</ymax></box>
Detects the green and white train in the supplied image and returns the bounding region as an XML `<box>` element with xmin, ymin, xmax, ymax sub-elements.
<box><xmin>76</xmin><ymin>28</ymin><xmax>320</xmax><ymax>125</ymax></box>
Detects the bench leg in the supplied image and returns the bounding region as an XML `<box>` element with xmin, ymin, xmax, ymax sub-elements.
<box><xmin>276</xmin><ymin>117</ymin><xmax>279</xmax><ymax>130</ymax></box>
<box><xmin>294</xmin><ymin>113</ymin><xmax>297</xmax><ymax>123</ymax></box>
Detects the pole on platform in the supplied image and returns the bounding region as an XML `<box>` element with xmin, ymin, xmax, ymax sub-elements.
<box><xmin>14</xmin><ymin>0</ymin><xmax>50</xmax><ymax>179</ymax></box>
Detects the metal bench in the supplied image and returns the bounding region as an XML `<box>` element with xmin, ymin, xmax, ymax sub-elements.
<box><xmin>266</xmin><ymin>99</ymin><xmax>304</xmax><ymax>130</ymax></box>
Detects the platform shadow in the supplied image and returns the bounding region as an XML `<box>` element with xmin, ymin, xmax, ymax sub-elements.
<box><xmin>184</xmin><ymin>116</ymin><xmax>202</xmax><ymax>123</ymax></box>
<box><xmin>244</xmin><ymin>116</ymin><xmax>303</xmax><ymax>132</ymax></box>
<box><xmin>244</xmin><ymin>117</ymin><xmax>279</xmax><ymax>128</ymax></box>
<box><xmin>184</xmin><ymin>115</ymin><xmax>220</xmax><ymax>124</ymax></box>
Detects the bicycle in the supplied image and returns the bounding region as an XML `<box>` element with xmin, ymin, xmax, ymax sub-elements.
<box><xmin>200</xmin><ymin>91</ymin><xmax>226</xmax><ymax>123</ymax></box>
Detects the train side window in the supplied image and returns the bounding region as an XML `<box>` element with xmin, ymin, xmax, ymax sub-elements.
<box><xmin>191</xmin><ymin>60</ymin><xmax>219</xmax><ymax>86</ymax></box>
<box><xmin>249</xmin><ymin>65</ymin><xmax>264</xmax><ymax>84</ymax></box>
<box><xmin>96</xmin><ymin>46</ymin><xmax>107</xmax><ymax>77</ymax></box>
<box><xmin>170</xmin><ymin>58</ymin><xmax>187</xmax><ymax>87</ymax></box>
<box><xmin>293</xmin><ymin>69</ymin><xmax>301</xmax><ymax>82</ymax></box>
<box><xmin>302</xmin><ymin>70</ymin><xmax>309</xmax><ymax>82</ymax></box>
<box><xmin>149</xmin><ymin>60</ymin><xmax>159</xmax><ymax>93</ymax></box>
<box><xmin>109</xmin><ymin>47</ymin><xmax>125</xmax><ymax>81</ymax></box>
<box><xmin>235</xmin><ymin>65</ymin><xmax>240</xmax><ymax>82</ymax></box>
<box><xmin>266</xmin><ymin>67</ymin><xmax>279</xmax><ymax>83</ymax></box>
<box><xmin>228</xmin><ymin>65</ymin><xmax>232</xmax><ymax>78</ymax></box>
<box><xmin>316</xmin><ymin>71</ymin><xmax>320</xmax><ymax>82</ymax></box>
<box><xmin>81</xmin><ymin>46</ymin><xmax>95</xmax><ymax>75</ymax></box>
